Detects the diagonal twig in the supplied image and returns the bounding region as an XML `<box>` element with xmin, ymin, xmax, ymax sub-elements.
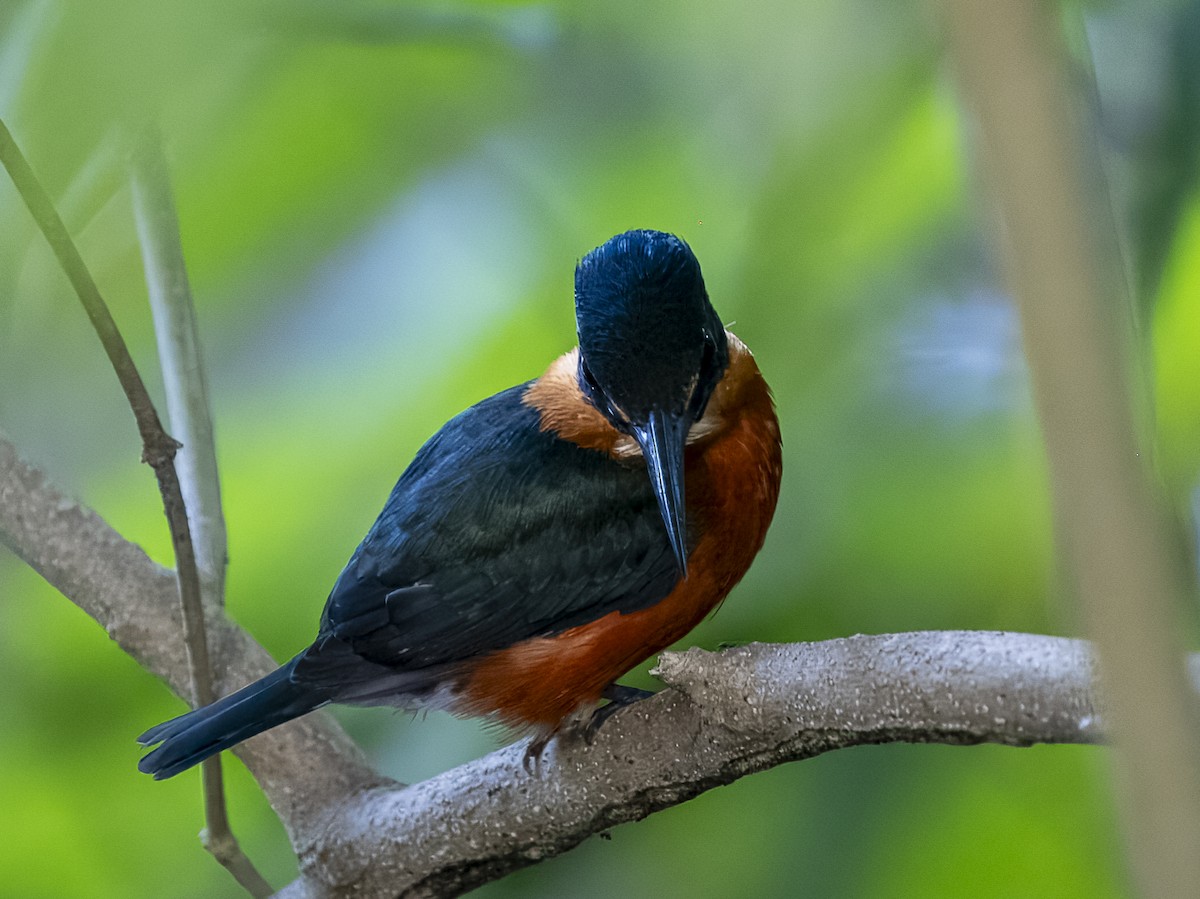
<box><xmin>0</xmin><ymin>117</ymin><xmax>269</xmax><ymax>898</ymax></box>
<box><xmin>129</xmin><ymin>124</ymin><xmax>268</xmax><ymax>895</ymax></box>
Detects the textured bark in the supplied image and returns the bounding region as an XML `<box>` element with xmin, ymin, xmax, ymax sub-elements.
<box><xmin>277</xmin><ymin>631</ymin><xmax>1104</xmax><ymax>898</ymax></box>
<box><xmin>1</xmin><ymin>432</ymin><xmax>1117</xmax><ymax>897</ymax></box>
<box><xmin>0</xmin><ymin>434</ymin><xmax>390</xmax><ymax>851</ymax></box>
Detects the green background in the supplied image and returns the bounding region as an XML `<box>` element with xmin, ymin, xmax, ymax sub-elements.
<box><xmin>2</xmin><ymin>0</ymin><xmax>1198</xmax><ymax>895</ymax></box>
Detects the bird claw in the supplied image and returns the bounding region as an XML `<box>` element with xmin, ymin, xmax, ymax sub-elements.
<box><xmin>522</xmin><ymin>733</ymin><xmax>551</xmax><ymax>775</ymax></box>
<box><xmin>583</xmin><ymin>684</ymin><xmax>656</xmax><ymax>743</ymax></box>
<box><xmin>521</xmin><ymin>684</ymin><xmax>657</xmax><ymax>771</ymax></box>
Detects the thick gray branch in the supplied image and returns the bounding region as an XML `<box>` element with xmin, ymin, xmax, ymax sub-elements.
<box><xmin>0</xmin><ymin>433</ymin><xmax>389</xmax><ymax>850</ymax></box>
<box><xmin>1</xmin><ymin>432</ymin><xmax>1119</xmax><ymax>897</ymax></box>
<box><xmin>275</xmin><ymin>631</ymin><xmax>1105</xmax><ymax>898</ymax></box>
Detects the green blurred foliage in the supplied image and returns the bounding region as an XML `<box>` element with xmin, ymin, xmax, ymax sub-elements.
<box><xmin>1</xmin><ymin>0</ymin><xmax>1196</xmax><ymax>895</ymax></box>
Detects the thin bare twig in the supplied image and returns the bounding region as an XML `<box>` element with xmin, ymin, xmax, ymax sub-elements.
<box><xmin>0</xmin><ymin>118</ymin><xmax>269</xmax><ymax>897</ymax></box>
<box><xmin>129</xmin><ymin>125</ymin><xmax>268</xmax><ymax>896</ymax></box>
<box><xmin>944</xmin><ymin>4</ymin><xmax>1200</xmax><ymax>897</ymax></box>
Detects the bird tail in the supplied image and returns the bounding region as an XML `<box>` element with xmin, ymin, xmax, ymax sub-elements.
<box><xmin>137</xmin><ymin>657</ymin><xmax>327</xmax><ymax>780</ymax></box>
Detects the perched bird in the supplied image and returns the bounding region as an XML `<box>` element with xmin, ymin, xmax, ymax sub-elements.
<box><xmin>138</xmin><ymin>229</ymin><xmax>782</xmax><ymax>779</ymax></box>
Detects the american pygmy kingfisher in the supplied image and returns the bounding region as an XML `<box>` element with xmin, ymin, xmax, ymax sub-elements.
<box><xmin>138</xmin><ymin>229</ymin><xmax>782</xmax><ymax>779</ymax></box>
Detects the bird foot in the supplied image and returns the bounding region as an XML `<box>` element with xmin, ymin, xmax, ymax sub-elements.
<box><xmin>582</xmin><ymin>684</ymin><xmax>656</xmax><ymax>744</ymax></box>
<box><xmin>522</xmin><ymin>732</ymin><xmax>553</xmax><ymax>775</ymax></box>
<box><xmin>521</xmin><ymin>685</ymin><xmax>657</xmax><ymax>772</ymax></box>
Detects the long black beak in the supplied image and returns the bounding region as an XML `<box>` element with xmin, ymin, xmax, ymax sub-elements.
<box><xmin>632</xmin><ymin>409</ymin><xmax>691</xmax><ymax>578</ymax></box>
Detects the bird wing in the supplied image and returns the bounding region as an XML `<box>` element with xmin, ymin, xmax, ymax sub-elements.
<box><xmin>309</xmin><ymin>383</ymin><xmax>681</xmax><ymax>672</ymax></box>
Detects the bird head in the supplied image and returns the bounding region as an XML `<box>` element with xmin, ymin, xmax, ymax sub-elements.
<box><xmin>574</xmin><ymin>230</ymin><xmax>729</xmax><ymax>577</ymax></box>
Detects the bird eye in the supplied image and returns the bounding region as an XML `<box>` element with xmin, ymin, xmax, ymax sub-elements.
<box><xmin>700</xmin><ymin>332</ymin><xmax>718</xmax><ymax>374</ymax></box>
<box><xmin>578</xmin><ymin>356</ymin><xmax>633</xmax><ymax>431</ymax></box>
<box><xmin>687</xmin><ymin>331</ymin><xmax>724</xmax><ymax>421</ymax></box>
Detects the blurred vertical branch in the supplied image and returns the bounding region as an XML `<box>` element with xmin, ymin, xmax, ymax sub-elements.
<box><xmin>945</xmin><ymin>3</ymin><xmax>1200</xmax><ymax>897</ymax></box>
<box><xmin>130</xmin><ymin>124</ymin><xmax>228</xmax><ymax>610</ymax></box>
<box><xmin>1128</xmin><ymin>6</ymin><xmax>1200</xmax><ymax>307</ymax></box>
<box><xmin>127</xmin><ymin>125</ymin><xmax>269</xmax><ymax>898</ymax></box>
